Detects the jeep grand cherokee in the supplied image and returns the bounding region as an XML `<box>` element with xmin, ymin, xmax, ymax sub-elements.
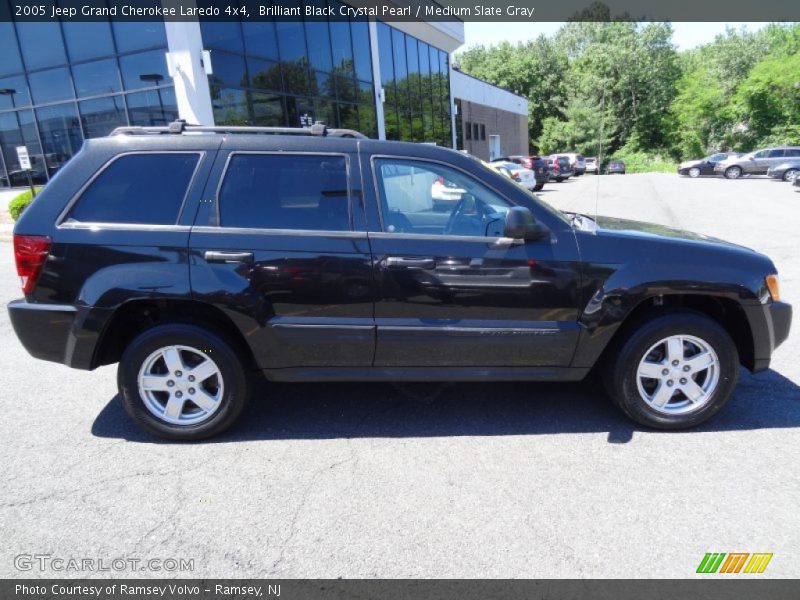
<box><xmin>8</xmin><ymin>122</ymin><xmax>792</xmax><ymax>439</ymax></box>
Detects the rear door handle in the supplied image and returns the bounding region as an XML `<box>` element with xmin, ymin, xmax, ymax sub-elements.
<box><xmin>204</xmin><ymin>251</ymin><xmax>254</xmax><ymax>264</ymax></box>
<box><xmin>384</xmin><ymin>256</ymin><xmax>436</xmax><ymax>269</ymax></box>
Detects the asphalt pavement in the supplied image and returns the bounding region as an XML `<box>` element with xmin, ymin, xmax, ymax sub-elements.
<box><xmin>1</xmin><ymin>173</ymin><xmax>798</xmax><ymax>578</ymax></box>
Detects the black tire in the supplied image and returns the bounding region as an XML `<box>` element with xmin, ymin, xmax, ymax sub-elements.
<box><xmin>118</xmin><ymin>324</ymin><xmax>251</xmax><ymax>440</ymax></box>
<box><xmin>603</xmin><ymin>311</ymin><xmax>739</xmax><ymax>429</ymax></box>
<box><xmin>724</xmin><ymin>166</ymin><xmax>742</xmax><ymax>179</ymax></box>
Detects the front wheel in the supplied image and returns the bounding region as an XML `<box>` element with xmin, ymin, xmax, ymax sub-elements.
<box><xmin>783</xmin><ymin>169</ymin><xmax>798</xmax><ymax>182</ymax></box>
<box><xmin>688</xmin><ymin>167</ymin><xmax>700</xmax><ymax>178</ymax></box>
<box><xmin>118</xmin><ymin>324</ymin><xmax>251</xmax><ymax>440</ymax></box>
<box><xmin>604</xmin><ymin>311</ymin><xmax>739</xmax><ymax>429</ymax></box>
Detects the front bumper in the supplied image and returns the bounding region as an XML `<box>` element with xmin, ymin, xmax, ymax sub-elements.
<box><xmin>8</xmin><ymin>300</ymin><xmax>109</xmax><ymax>370</ymax></box>
<box><xmin>746</xmin><ymin>301</ymin><xmax>792</xmax><ymax>372</ymax></box>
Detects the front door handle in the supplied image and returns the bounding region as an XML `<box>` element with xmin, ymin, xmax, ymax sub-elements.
<box><xmin>204</xmin><ymin>251</ymin><xmax>254</xmax><ymax>264</ymax></box>
<box><xmin>384</xmin><ymin>256</ymin><xmax>436</xmax><ymax>269</ymax></box>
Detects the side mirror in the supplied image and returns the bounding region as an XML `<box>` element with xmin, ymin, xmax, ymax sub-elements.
<box><xmin>503</xmin><ymin>206</ymin><xmax>549</xmax><ymax>241</ymax></box>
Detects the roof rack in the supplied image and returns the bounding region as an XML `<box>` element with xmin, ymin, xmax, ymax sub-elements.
<box><xmin>110</xmin><ymin>119</ymin><xmax>367</xmax><ymax>139</ymax></box>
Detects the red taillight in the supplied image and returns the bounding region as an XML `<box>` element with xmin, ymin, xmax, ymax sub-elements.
<box><xmin>14</xmin><ymin>234</ymin><xmax>51</xmax><ymax>294</ymax></box>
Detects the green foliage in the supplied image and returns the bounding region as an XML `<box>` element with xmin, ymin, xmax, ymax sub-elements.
<box><xmin>609</xmin><ymin>147</ymin><xmax>677</xmax><ymax>174</ymax></box>
<box><xmin>8</xmin><ymin>187</ymin><xmax>42</xmax><ymax>221</ymax></box>
<box><xmin>456</xmin><ymin>21</ymin><xmax>800</xmax><ymax>161</ymax></box>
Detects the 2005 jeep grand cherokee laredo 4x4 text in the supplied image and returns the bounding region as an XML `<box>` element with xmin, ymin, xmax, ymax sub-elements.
<box><xmin>8</xmin><ymin>122</ymin><xmax>792</xmax><ymax>439</ymax></box>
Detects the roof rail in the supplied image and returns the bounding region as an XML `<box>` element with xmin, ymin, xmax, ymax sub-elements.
<box><xmin>110</xmin><ymin>119</ymin><xmax>367</xmax><ymax>139</ymax></box>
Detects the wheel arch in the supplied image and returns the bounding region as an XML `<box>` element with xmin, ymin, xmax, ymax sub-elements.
<box><xmin>594</xmin><ymin>293</ymin><xmax>755</xmax><ymax>371</ymax></box>
<box><xmin>92</xmin><ymin>299</ymin><xmax>257</xmax><ymax>370</ymax></box>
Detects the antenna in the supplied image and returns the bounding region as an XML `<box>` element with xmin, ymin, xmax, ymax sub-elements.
<box><xmin>595</xmin><ymin>81</ymin><xmax>606</xmax><ymax>225</ymax></box>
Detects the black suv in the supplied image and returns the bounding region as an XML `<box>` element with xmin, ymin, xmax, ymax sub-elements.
<box><xmin>9</xmin><ymin>122</ymin><xmax>792</xmax><ymax>440</ymax></box>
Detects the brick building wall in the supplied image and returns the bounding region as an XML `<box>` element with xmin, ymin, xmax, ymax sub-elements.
<box><xmin>457</xmin><ymin>100</ymin><xmax>529</xmax><ymax>161</ymax></box>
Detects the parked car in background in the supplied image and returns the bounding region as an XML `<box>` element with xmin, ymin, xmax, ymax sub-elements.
<box><xmin>605</xmin><ymin>159</ymin><xmax>626</xmax><ymax>175</ymax></box>
<box><xmin>561</xmin><ymin>153</ymin><xmax>586</xmax><ymax>175</ymax></box>
<box><xmin>548</xmin><ymin>156</ymin><xmax>574</xmax><ymax>180</ymax></box>
<box><xmin>766</xmin><ymin>161</ymin><xmax>800</xmax><ymax>182</ymax></box>
<box><xmin>714</xmin><ymin>147</ymin><xmax>800</xmax><ymax>179</ymax></box>
<box><xmin>431</xmin><ymin>176</ymin><xmax>466</xmax><ymax>211</ymax></box>
<box><xmin>585</xmin><ymin>157</ymin><xmax>599</xmax><ymax>174</ymax></box>
<box><xmin>505</xmin><ymin>155</ymin><xmax>548</xmax><ymax>190</ymax></box>
<box><xmin>491</xmin><ymin>160</ymin><xmax>538</xmax><ymax>191</ymax></box>
<box><xmin>543</xmin><ymin>158</ymin><xmax>562</xmax><ymax>182</ymax></box>
<box><xmin>678</xmin><ymin>152</ymin><xmax>741</xmax><ymax>178</ymax></box>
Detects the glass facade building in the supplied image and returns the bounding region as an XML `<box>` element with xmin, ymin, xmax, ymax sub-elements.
<box><xmin>0</xmin><ymin>12</ymin><xmax>178</xmax><ymax>188</ymax></box>
<box><xmin>376</xmin><ymin>22</ymin><xmax>451</xmax><ymax>147</ymax></box>
<box><xmin>199</xmin><ymin>3</ymin><xmax>379</xmax><ymax>137</ymax></box>
<box><xmin>0</xmin><ymin>5</ymin><xmax>455</xmax><ymax>189</ymax></box>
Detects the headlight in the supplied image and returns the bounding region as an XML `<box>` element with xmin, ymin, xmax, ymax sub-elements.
<box><xmin>765</xmin><ymin>274</ymin><xmax>781</xmax><ymax>302</ymax></box>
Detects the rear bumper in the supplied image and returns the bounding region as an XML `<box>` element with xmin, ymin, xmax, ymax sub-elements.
<box><xmin>746</xmin><ymin>301</ymin><xmax>792</xmax><ymax>373</ymax></box>
<box><xmin>8</xmin><ymin>300</ymin><xmax>110</xmax><ymax>370</ymax></box>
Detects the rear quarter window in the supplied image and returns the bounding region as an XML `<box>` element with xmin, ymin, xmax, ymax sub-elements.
<box><xmin>66</xmin><ymin>153</ymin><xmax>199</xmax><ymax>225</ymax></box>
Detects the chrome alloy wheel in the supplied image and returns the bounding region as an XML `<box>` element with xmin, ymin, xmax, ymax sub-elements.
<box><xmin>137</xmin><ymin>345</ymin><xmax>224</xmax><ymax>425</ymax></box>
<box><xmin>688</xmin><ymin>167</ymin><xmax>700</xmax><ymax>178</ymax></box>
<box><xmin>636</xmin><ymin>335</ymin><xmax>720</xmax><ymax>415</ymax></box>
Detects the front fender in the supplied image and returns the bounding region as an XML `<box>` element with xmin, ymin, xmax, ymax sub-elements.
<box><xmin>570</xmin><ymin>231</ymin><xmax>773</xmax><ymax>369</ymax></box>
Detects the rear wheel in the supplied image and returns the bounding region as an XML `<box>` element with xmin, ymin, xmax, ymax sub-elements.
<box><xmin>604</xmin><ymin>311</ymin><xmax>739</xmax><ymax>429</ymax></box>
<box><xmin>118</xmin><ymin>324</ymin><xmax>251</xmax><ymax>440</ymax></box>
<box><xmin>724</xmin><ymin>166</ymin><xmax>742</xmax><ymax>179</ymax></box>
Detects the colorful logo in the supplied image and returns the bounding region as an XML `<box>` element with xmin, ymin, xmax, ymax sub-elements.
<box><xmin>697</xmin><ymin>553</ymin><xmax>773</xmax><ymax>574</ymax></box>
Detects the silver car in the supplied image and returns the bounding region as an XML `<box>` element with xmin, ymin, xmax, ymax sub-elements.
<box><xmin>766</xmin><ymin>161</ymin><xmax>800</xmax><ymax>182</ymax></box>
<box><xmin>715</xmin><ymin>147</ymin><xmax>800</xmax><ymax>179</ymax></box>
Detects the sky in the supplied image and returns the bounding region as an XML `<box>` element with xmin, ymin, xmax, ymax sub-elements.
<box><xmin>461</xmin><ymin>22</ymin><xmax>770</xmax><ymax>52</ymax></box>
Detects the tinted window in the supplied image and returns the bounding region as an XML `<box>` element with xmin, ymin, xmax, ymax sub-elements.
<box><xmin>16</xmin><ymin>22</ymin><xmax>67</xmax><ymax>70</ymax></box>
<box><xmin>62</xmin><ymin>22</ymin><xmax>115</xmax><ymax>62</ymax></box>
<box><xmin>29</xmin><ymin>68</ymin><xmax>74</xmax><ymax>104</ymax></box>
<box><xmin>305</xmin><ymin>20</ymin><xmax>332</xmax><ymax>72</ymax></box>
<box><xmin>0</xmin><ymin>76</ymin><xmax>30</xmax><ymax>109</ymax></box>
<box><xmin>219</xmin><ymin>154</ymin><xmax>350</xmax><ymax>231</ymax></box>
<box><xmin>351</xmin><ymin>20</ymin><xmax>372</xmax><ymax>82</ymax></box>
<box><xmin>374</xmin><ymin>158</ymin><xmax>512</xmax><ymax>237</ymax></box>
<box><xmin>785</xmin><ymin>148</ymin><xmax>800</xmax><ymax>157</ymax></box>
<box><xmin>199</xmin><ymin>22</ymin><xmax>244</xmax><ymax>53</ymax></box>
<box><xmin>242</xmin><ymin>21</ymin><xmax>279</xmax><ymax>60</ymax></box>
<box><xmin>119</xmin><ymin>50</ymin><xmax>170</xmax><ymax>90</ymax></box>
<box><xmin>36</xmin><ymin>103</ymin><xmax>83</xmax><ymax>176</ymax></box>
<box><xmin>0</xmin><ymin>23</ymin><xmax>23</xmax><ymax>76</ymax></box>
<box><xmin>67</xmin><ymin>154</ymin><xmax>199</xmax><ymax>224</ymax></box>
<box><xmin>126</xmin><ymin>88</ymin><xmax>179</xmax><ymax>126</ymax></box>
<box><xmin>79</xmin><ymin>96</ymin><xmax>127</xmax><ymax>138</ymax></box>
<box><xmin>112</xmin><ymin>22</ymin><xmax>167</xmax><ymax>53</ymax></box>
<box><xmin>768</xmin><ymin>149</ymin><xmax>785</xmax><ymax>158</ymax></box>
<box><xmin>72</xmin><ymin>59</ymin><xmax>121</xmax><ymax>97</ymax></box>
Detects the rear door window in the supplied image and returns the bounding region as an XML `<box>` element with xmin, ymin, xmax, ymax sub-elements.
<box><xmin>66</xmin><ymin>153</ymin><xmax>199</xmax><ymax>224</ymax></box>
<box><xmin>217</xmin><ymin>154</ymin><xmax>350</xmax><ymax>231</ymax></box>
